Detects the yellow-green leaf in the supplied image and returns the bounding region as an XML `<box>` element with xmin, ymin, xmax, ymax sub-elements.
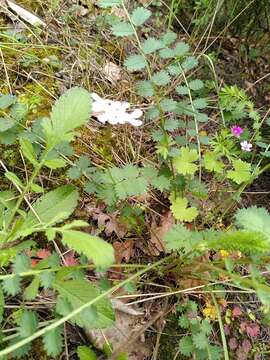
<box><xmin>170</xmin><ymin>197</ymin><xmax>198</xmax><ymax>222</ymax></box>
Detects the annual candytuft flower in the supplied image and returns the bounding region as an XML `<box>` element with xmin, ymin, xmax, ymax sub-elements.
<box><xmin>91</xmin><ymin>93</ymin><xmax>143</xmax><ymax>126</ymax></box>
<box><xmin>240</xmin><ymin>140</ymin><xmax>252</xmax><ymax>152</ymax></box>
<box><xmin>231</xmin><ymin>125</ymin><xmax>243</xmax><ymax>138</ymax></box>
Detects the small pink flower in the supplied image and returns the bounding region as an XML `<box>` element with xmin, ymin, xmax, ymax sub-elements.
<box><xmin>240</xmin><ymin>140</ymin><xmax>252</xmax><ymax>152</ymax></box>
<box><xmin>231</xmin><ymin>125</ymin><xmax>243</xmax><ymax>137</ymax></box>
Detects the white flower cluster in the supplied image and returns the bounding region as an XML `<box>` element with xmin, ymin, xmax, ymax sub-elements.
<box><xmin>91</xmin><ymin>93</ymin><xmax>143</xmax><ymax>126</ymax></box>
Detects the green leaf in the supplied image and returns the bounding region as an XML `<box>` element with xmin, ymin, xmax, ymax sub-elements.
<box><xmin>0</xmin><ymin>94</ymin><xmax>16</xmax><ymax>109</ymax></box>
<box><xmin>159</xmin><ymin>48</ymin><xmax>175</xmax><ymax>59</ymax></box>
<box><xmin>152</xmin><ymin>70</ymin><xmax>171</xmax><ymax>86</ymax></box>
<box><xmin>98</xmin><ymin>0</ymin><xmax>121</xmax><ymax>7</ymax></box>
<box><xmin>203</xmin><ymin>152</ymin><xmax>224</xmax><ymax>173</ymax></box>
<box><xmin>181</xmin><ymin>56</ymin><xmax>198</xmax><ymax>71</ymax></box>
<box><xmin>2</xmin><ymin>276</ymin><xmax>21</xmax><ymax>296</ymax></box>
<box><xmin>111</xmin><ymin>22</ymin><xmax>134</xmax><ymax>36</ymax></box>
<box><xmin>0</xmin><ymin>117</ymin><xmax>15</xmax><ymax>132</ymax></box>
<box><xmin>44</xmin><ymin>158</ymin><xmax>66</xmax><ymax>169</ymax></box>
<box><xmin>30</xmin><ymin>183</ymin><xmax>44</xmax><ymax>193</ymax></box>
<box><xmin>19</xmin><ymin>310</ymin><xmax>38</xmax><ymax>338</ymax></box>
<box><xmin>173</xmin><ymin>147</ymin><xmax>198</xmax><ymax>175</ymax></box>
<box><xmin>227</xmin><ymin>159</ymin><xmax>252</xmax><ymax>184</ymax></box>
<box><xmin>131</xmin><ymin>7</ymin><xmax>151</xmax><ymax>26</ymax></box>
<box><xmin>53</xmin><ymin>279</ymin><xmax>115</xmax><ymax>329</ymax></box>
<box><xmin>179</xmin><ymin>336</ymin><xmax>193</xmax><ymax>356</ymax></box>
<box><xmin>44</xmin><ymin>87</ymin><xmax>91</xmax><ymax>146</ymax></box>
<box><xmin>115</xmin><ymin>177</ymin><xmax>148</xmax><ymax>200</ymax></box>
<box><xmin>77</xmin><ymin>346</ymin><xmax>97</xmax><ymax>360</ymax></box>
<box><xmin>189</xmin><ymin>79</ymin><xmax>204</xmax><ymax>91</ymax></box>
<box><xmin>13</xmin><ymin>253</ymin><xmax>31</xmax><ymax>273</ymax></box>
<box><xmin>160</xmin><ymin>98</ymin><xmax>177</xmax><ymax>112</ymax></box>
<box><xmin>170</xmin><ymin>197</ymin><xmax>198</xmax><ymax>222</ymax></box>
<box><xmin>176</xmin><ymin>85</ymin><xmax>189</xmax><ymax>95</ymax></box>
<box><xmin>193</xmin><ymin>98</ymin><xmax>208</xmax><ymax>109</ymax></box>
<box><xmin>24</xmin><ymin>276</ymin><xmax>40</xmax><ymax>300</ymax></box>
<box><xmin>43</xmin><ymin>326</ymin><xmax>63</xmax><ymax>357</ymax></box>
<box><xmin>136</xmin><ymin>80</ymin><xmax>155</xmax><ymax>97</ymax></box>
<box><xmin>151</xmin><ymin>175</ymin><xmax>171</xmax><ymax>191</ymax></box>
<box><xmin>235</xmin><ymin>206</ymin><xmax>270</xmax><ymax>241</ymax></box>
<box><xmin>10</xmin><ymin>102</ymin><xmax>28</xmax><ymax>121</ymax></box>
<box><xmin>5</xmin><ymin>171</ymin><xmax>24</xmax><ymax>190</ymax></box>
<box><xmin>167</xmin><ymin>64</ymin><xmax>182</xmax><ymax>75</ymax></box>
<box><xmin>142</xmin><ymin>37</ymin><xmax>163</xmax><ymax>54</ymax></box>
<box><xmin>173</xmin><ymin>41</ymin><xmax>189</xmax><ymax>56</ymax></box>
<box><xmin>39</xmin><ymin>271</ymin><xmax>55</xmax><ymax>289</ymax></box>
<box><xmin>145</xmin><ymin>106</ymin><xmax>159</xmax><ymax>119</ymax></box>
<box><xmin>193</xmin><ymin>332</ymin><xmax>208</xmax><ymax>349</ymax></box>
<box><xmin>161</xmin><ymin>31</ymin><xmax>177</xmax><ymax>46</ymax></box>
<box><xmin>19</xmin><ymin>138</ymin><xmax>37</xmax><ymax>165</ymax></box>
<box><xmin>20</xmin><ymin>185</ymin><xmax>79</xmax><ymax>233</ymax></box>
<box><xmin>61</xmin><ymin>230</ymin><xmax>114</xmax><ymax>269</ymax></box>
<box><xmin>124</xmin><ymin>54</ymin><xmax>147</xmax><ymax>72</ymax></box>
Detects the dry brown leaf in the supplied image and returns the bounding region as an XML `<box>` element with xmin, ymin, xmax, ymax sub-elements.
<box><xmin>149</xmin><ymin>211</ymin><xmax>174</xmax><ymax>255</ymax></box>
<box><xmin>102</xmin><ymin>61</ymin><xmax>122</xmax><ymax>83</ymax></box>
<box><xmin>113</xmin><ymin>240</ymin><xmax>134</xmax><ymax>263</ymax></box>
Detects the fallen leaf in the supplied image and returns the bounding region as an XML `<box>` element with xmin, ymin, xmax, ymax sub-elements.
<box><xmin>113</xmin><ymin>240</ymin><xmax>134</xmax><ymax>263</ymax></box>
<box><xmin>102</xmin><ymin>61</ymin><xmax>122</xmax><ymax>83</ymax></box>
<box><xmin>149</xmin><ymin>211</ymin><xmax>174</xmax><ymax>255</ymax></box>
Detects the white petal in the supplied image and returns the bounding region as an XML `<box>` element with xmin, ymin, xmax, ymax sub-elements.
<box><xmin>91</xmin><ymin>93</ymin><xmax>103</xmax><ymax>102</ymax></box>
<box><xmin>130</xmin><ymin>109</ymin><xmax>143</xmax><ymax>118</ymax></box>
<box><xmin>128</xmin><ymin>118</ymin><xmax>143</xmax><ymax>126</ymax></box>
<box><xmin>97</xmin><ymin>113</ymin><xmax>108</xmax><ymax>124</ymax></box>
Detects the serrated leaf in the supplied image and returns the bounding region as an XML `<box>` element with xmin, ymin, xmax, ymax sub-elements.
<box><xmin>152</xmin><ymin>70</ymin><xmax>171</xmax><ymax>86</ymax></box>
<box><xmin>111</xmin><ymin>22</ymin><xmax>134</xmax><ymax>36</ymax></box>
<box><xmin>193</xmin><ymin>98</ymin><xmax>208</xmax><ymax>109</ymax></box>
<box><xmin>24</xmin><ymin>276</ymin><xmax>40</xmax><ymax>300</ymax></box>
<box><xmin>77</xmin><ymin>346</ymin><xmax>97</xmax><ymax>360</ymax></box>
<box><xmin>136</xmin><ymin>80</ymin><xmax>154</xmax><ymax>97</ymax></box>
<box><xmin>189</xmin><ymin>79</ymin><xmax>204</xmax><ymax>91</ymax></box>
<box><xmin>173</xmin><ymin>42</ymin><xmax>189</xmax><ymax>56</ymax></box>
<box><xmin>170</xmin><ymin>197</ymin><xmax>198</xmax><ymax>222</ymax></box>
<box><xmin>61</xmin><ymin>230</ymin><xmax>114</xmax><ymax>269</ymax></box>
<box><xmin>227</xmin><ymin>159</ymin><xmax>251</xmax><ymax>184</ymax></box>
<box><xmin>43</xmin><ymin>326</ymin><xmax>63</xmax><ymax>357</ymax></box>
<box><xmin>3</xmin><ymin>275</ymin><xmax>20</xmax><ymax>297</ymax></box>
<box><xmin>151</xmin><ymin>175</ymin><xmax>171</xmax><ymax>191</ymax></box>
<box><xmin>235</xmin><ymin>206</ymin><xmax>270</xmax><ymax>240</ymax></box>
<box><xmin>0</xmin><ymin>117</ymin><xmax>15</xmax><ymax>132</ymax></box>
<box><xmin>160</xmin><ymin>98</ymin><xmax>177</xmax><ymax>112</ymax></box>
<box><xmin>176</xmin><ymin>85</ymin><xmax>189</xmax><ymax>95</ymax></box>
<box><xmin>145</xmin><ymin>106</ymin><xmax>159</xmax><ymax>119</ymax></box>
<box><xmin>19</xmin><ymin>310</ymin><xmax>38</xmax><ymax>338</ymax></box>
<box><xmin>115</xmin><ymin>177</ymin><xmax>148</xmax><ymax>199</ymax></box>
<box><xmin>142</xmin><ymin>37</ymin><xmax>163</xmax><ymax>54</ymax></box>
<box><xmin>19</xmin><ymin>138</ymin><xmax>37</xmax><ymax>165</ymax></box>
<box><xmin>39</xmin><ymin>271</ymin><xmax>55</xmax><ymax>289</ymax></box>
<box><xmin>124</xmin><ymin>54</ymin><xmax>147</xmax><ymax>72</ymax></box>
<box><xmin>167</xmin><ymin>64</ymin><xmax>182</xmax><ymax>76</ymax></box>
<box><xmin>131</xmin><ymin>7</ymin><xmax>151</xmax><ymax>26</ymax></box>
<box><xmin>0</xmin><ymin>94</ymin><xmax>16</xmax><ymax>109</ymax></box>
<box><xmin>192</xmin><ymin>332</ymin><xmax>208</xmax><ymax>349</ymax></box>
<box><xmin>179</xmin><ymin>336</ymin><xmax>194</xmax><ymax>356</ymax></box>
<box><xmin>98</xmin><ymin>0</ymin><xmax>121</xmax><ymax>8</ymax></box>
<box><xmin>44</xmin><ymin>158</ymin><xmax>66</xmax><ymax>169</ymax></box>
<box><xmin>53</xmin><ymin>279</ymin><xmax>115</xmax><ymax>329</ymax></box>
<box><xmin>203</xmin><ymin>152</ymin><xmax>224</xmax><ymax>173</ymax></box>
<box><xmin>44</xmin><ymin>87</ymin><xmax>91</xmax><ymax>146</ymax></box>
<box><xmin>161</xmin><ymin>31</ymin><xmax>177</xmax><ymax>46</ymax></box>
<box><xmin>159</xmin><ymin>48</ymin><xmax>175</xmax><ymax>59</ymax></box>
<box><xmin>19</xmin><ymin>185</ymin><xmax>79</xmax><ymax>236</ymax></box>
<box><xmin>182</xmin><ymin>56</ymin><xmax>198</xmax><ymax>71</ymax></box>
<box><xmin>173</xmin><ymin>147</ymin><xmax>198</xmax><ymax>175</ymax></box>
<box><xmin>13</xmin><ymin>253</ymin><xmax>31</xmax><ymax>273</ymax></box>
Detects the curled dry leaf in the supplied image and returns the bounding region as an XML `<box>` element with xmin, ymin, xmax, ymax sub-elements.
<box><xmin>102</xmin><ymin>61</ymin><xmax>122</xmax><ymax>83</ymax></box>
<box><xmin>113</xmin><ymin>240</ymin><xmax>134</xmax><ymax>263</ymax></box>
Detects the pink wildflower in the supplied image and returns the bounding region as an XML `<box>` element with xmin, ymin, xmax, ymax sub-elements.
<box><xmin>231</xmin><ymin>125</ymin><xmax>243</xmax><ymax>137</ymax></box>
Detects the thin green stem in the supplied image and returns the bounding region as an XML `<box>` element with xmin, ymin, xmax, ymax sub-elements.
<box><xmin>0</xmin><ymin>255</ymin><xmax>171</xmax><ymax>357</ymax></box>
